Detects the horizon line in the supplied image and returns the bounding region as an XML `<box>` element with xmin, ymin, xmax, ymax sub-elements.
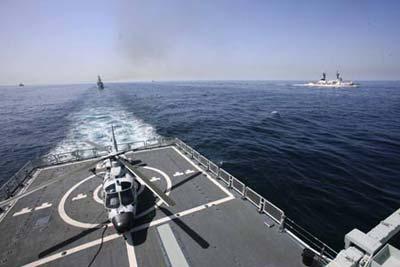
<box><xmin>1</xmin><ymin>79</ymin><xmax>400</xmax><ymax>87</ymax></box>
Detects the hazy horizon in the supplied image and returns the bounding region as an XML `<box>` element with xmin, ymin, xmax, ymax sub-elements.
<box><xmin>1</xmin><ymin>0</ymin><xmax>399</xmax><ymax>85</ymax></box>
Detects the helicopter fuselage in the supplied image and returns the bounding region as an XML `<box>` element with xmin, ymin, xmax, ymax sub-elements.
<box><xmin>102</xmin><ymin>159</ymin><xmax>137</xmax><ymax>233</ymax></box>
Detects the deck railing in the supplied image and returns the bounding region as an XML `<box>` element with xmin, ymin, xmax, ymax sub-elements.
<box><xmin>174</xmin><ymin>138</ymin><xmax>286</xmax><ymax>223</ymax></box>
<box><xmin>0</xmin><ymin>137</ymin><xmax>174</xmax><ymax>200</ymax></box>
<box><xmin>284</xmin><ymin>217</ymin><xmax>338</xmax><ymax>262</ymax></box>
<box><xmin>0</xmin><ymin>161</ymin><xmax>35</xmax><ymax>201</ymax></box>
<box><xmin>173</xmin><ymin>138</ymin><xmax>337</xmax><ymax>261</ymax></box>
<box><xmin>0</xmin><ymin>136</ymin><xmax>337</xmax><ymax>261</ymax></box>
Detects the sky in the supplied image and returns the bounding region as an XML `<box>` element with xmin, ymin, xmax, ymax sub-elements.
<box><xmin>0</xmin><ymin>0</ymin><xmax>399</xmax><ymax>84</ymax></box>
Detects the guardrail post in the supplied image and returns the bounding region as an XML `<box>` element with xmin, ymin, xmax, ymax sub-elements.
<box><xmin>319</xmin><ymin>245</ymin><xmax>326</xmax><ymax>259</ymax></box>
<box><xmin>279</xmin><ymin>214</ymin><xmax>286</xmax><ymax>232</ymax></box>
<box><xmin>6</xmin><ymin>187</ymin><xmax>11</xmax><ymax>198</ymax></box>
<box><xmin>242</xmin><ymin>186</ymin><xmax>247</xmax><ymax>200</ymax></box>
<box><xmin>52</xmin><ymin>155</ymin><xmax>58</xmax><ymax>164</ymax></box>
<box><xmin>228</xmin><ymin>177</ymin><xmax>233</xmax><ymax>189</ymax></box>
<box><xmin>258</xmin><ymin>198</ymin><xmax>264</xmax><ymax>213</ymax></box>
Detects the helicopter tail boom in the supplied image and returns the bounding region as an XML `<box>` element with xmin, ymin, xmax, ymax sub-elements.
<box><xmin>111</xmin><ymin>126</ymin><xmax>118</xmax><ymax>153</ymax></box>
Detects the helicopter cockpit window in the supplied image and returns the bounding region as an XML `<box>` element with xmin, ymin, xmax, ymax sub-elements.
<box><xmin>121</xmin><ymin>182</ymin><xmax>132</xmax><ymax>190</ymax></box>
<box><xmin>120</xmin><ymin>189</ymin><xmax>134</xmax><ymax>205</ymax></box>
<box><xmin>105</xmin><ymin>192</ymin><xmax>120</xmax><ymax>208</ymax></box>
<box><xmin>105</xmin><ymin>184</ymin><xmax>116</xmax><ymax>193</ymax></box>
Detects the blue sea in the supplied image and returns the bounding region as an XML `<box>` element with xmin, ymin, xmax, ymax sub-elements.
<box><xmin>1</xmin><ymin>81</ymin><xmax>399</xmax><ymax>250</ymax></box>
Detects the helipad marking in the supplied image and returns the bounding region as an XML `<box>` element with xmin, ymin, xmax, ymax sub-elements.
<box><xmin>173</xmin><ymin>171</ymin><xmax>184</xmax><ymax>177</ymax></box>
<box><xmin>125</xmin><ymin>233</ymin><xmax>138</xmax><ymax>267</ymax></box>
<box><xmin>21</xmin><ymin>232</ymin><xmax>120</xmax><ymax>267</ymax></box>
<box><xmin>185</xmin><ymin>169</ymin><xmax>194</xmax><ymax>174</ymax></box>
<box><xmin>1</xmin><ymin>169</ymin><xmax>42</xmax><ymax>223</ymax></box>
<box><xmin>22</xmin><ymin>146</ymin><xmax>237</xmax><ymax>266</ymax></box>
<box><xmin>172</xmin><ymin>146</ymin><xmax>234</xmax><ymax>198</ymax></box>
<box><xmin>58</xmin><ymin>174</ymin><xmax>109</xmax><ymax>229</ymax></box>
<box><xmin>93</xmin><ymin>185</ymin><xmax>103</xmax><ymax>204</ymax></box>
<box><xmin>13</xmin><ymin>207</ymin><xmax>32</xmax><ymax>217</ymax></box>
<box><xmin>72</xmin><ymin>193</ymin><xmax>87</xmax><ymax>201</ymax></box>
<box><xmin>35</xmin><ymin>202</ymin><xmax>52</xmax><ymax>210</ymax></box>
<box><xmin>23</xmin><ymin>196</ymin><xmax>234</xmax><ymax>267</ymax></box>
<box><xmin>135</xmin><ymin>166</ymin><xmax>172</xmax><ymax>219</ymax></box>
<box><xmin>150</xmin><ymin>177</ymin><xmax>161</xmax><ymax>182</ymax></box>
<box><xmin>136</xmin><ymin>196</ymin><xmax>234</xmax><ymax>231</ymax></box>
<box><xmin>157</xmin><ymin>223</ymin><xmax>189</xmax><ymax>267</ymax></box>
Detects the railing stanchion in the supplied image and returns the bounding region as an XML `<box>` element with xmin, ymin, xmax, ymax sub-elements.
<box><xmin>279</xmin><ymin>214</ymin><xmax>286</xmax><ymax>232</ymax></box>
<box><xmin>6</xmin><ymin>187</ymin><xmax>11</xmax><ymax>198</ymax></box>
<box><xmin>242</xmin><ymin>186</ymin><xmax>247</xmax><ymax>200</ymax></box>
<box><xmin>258</xmin><ymin>198</ymin><xmax>264</xmax><ymax>213</ymax></box>
<box><xmin>320</xmin><ymin>245</ymin><xmax>325</xmax><ymax>258</ymax></box>
<box><xmin>228</xmin><ymin>177</ymin><xmax>233</xmax><ymax>189</ymax></box>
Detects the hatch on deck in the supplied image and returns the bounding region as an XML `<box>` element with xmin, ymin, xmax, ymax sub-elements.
<box><xmin>371</xmin><ymin>244</ymin><xmax>400</xmax><ymax>267</ymax></box>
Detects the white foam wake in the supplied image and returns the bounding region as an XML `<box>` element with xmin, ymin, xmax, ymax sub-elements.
<box><xmin>49</xmin><ymin>106</ymin><xmax>159</xmax><ymax>154</ymax></box>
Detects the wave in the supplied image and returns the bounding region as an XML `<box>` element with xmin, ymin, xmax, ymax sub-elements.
<box><xmin>48</xmin><ymin>105</ymin><xmax>159</xmax><ymax>154</ymax></box>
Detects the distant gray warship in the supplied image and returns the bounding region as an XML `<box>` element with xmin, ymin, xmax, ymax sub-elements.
<box><xmin>305</xmin><ymin>71</ymin><xmax>358</xmax><ymax>88</ymax></box>
<box><xmin>97</xmin><ymin>75</ymin><xmax>104</xmax><ymax>90</ymax></box>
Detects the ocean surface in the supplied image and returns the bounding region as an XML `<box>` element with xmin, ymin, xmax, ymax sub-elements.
<box><xmin>1</xmin><ymin>81</ymin><xmax>399</xmax><ymax>250</ymax></box>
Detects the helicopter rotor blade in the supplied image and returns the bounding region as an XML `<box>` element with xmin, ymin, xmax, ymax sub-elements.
<box><xmin>84</xmin><ymin>141</ymin><xmax>110</xmax><ymax>152</ymax></box>
<box><xmin>0</xmin><ymin>160</ymin><xmax>100</xmax><ymax>208</ymax></box>
<box><xmin>118</xmin><ymin>158</ymin><xmax>175</xmax><ymax>207</ymax></box>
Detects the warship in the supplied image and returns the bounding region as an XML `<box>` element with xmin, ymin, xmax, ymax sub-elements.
<box><xmin>305</xmin><ymin>72</ymin><xmax>358</xmax><ymax>88</ymax></box>
<box><xmin>0</xmin><ymin>135</ymin><xmax>399</xmax><ymax>267</ymax></box>
<box><xmin>97</xmin><ymin>76</ymin><xmax>104</xmax><ymax>90</ymax></box>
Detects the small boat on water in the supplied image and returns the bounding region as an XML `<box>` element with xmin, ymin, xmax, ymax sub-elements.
<box><xmin>97</xmin><ymin>75</ymin><xmax>104</xmax><ymax>90</ymax></box>
<box><xmin>305</xmin><ymin>71</ymin><xmax>358</xmax><ymax>88</ymax></box>
<box><xmin>18</xmin><ymin>83</ymin><xmax>24</xmax><ymax>87</ymax></box>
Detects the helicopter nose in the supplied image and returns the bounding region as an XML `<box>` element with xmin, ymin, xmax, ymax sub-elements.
<box><xmin>112</xmin><ymin>212</ymin><xmax>134</xmax><ymax>234</ymax></box>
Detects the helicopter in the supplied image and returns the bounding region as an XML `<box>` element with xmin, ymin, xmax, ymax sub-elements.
<box><xmin>0</xmin><ymin>126</ymin><xmax>175</xmax><ymax>235</ymax></box>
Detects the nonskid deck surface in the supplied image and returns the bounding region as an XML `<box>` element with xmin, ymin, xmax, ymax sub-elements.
<box><xmin>0</xmin><ymin>146</ymin><xmax>307</xmax><ymax>267</ymax></box>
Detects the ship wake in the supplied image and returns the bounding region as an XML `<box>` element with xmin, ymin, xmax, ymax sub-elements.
<box><xmin>48</xmin><ymin>105</ymin><xmax>159</xmax><ymax>155</ymax></box>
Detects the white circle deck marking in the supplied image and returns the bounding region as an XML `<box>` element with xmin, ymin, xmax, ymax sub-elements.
<box><xmin>93</xmin><ymin>185</ymin><xmax>103</xmax><ymax>204</ymax></box>
<box><xmin>58</xmin><ymin>174</ymin><xmax>106</xmax><ymax>228</ymax></box>
<box><xmin>59</xmin><ymin>167</ymin><xmax>171</xmax><ymax>228</ymax></box>
<box><xmin>136</xmin><ymin>166</ymin><xmax>172</xmax><ymax>219</ymax></box>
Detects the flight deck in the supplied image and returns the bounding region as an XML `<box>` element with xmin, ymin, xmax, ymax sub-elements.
<box><xmin>0</xmin><ymin>140</ymin><xmax>330</xmax><ymax>267</ymax></box>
